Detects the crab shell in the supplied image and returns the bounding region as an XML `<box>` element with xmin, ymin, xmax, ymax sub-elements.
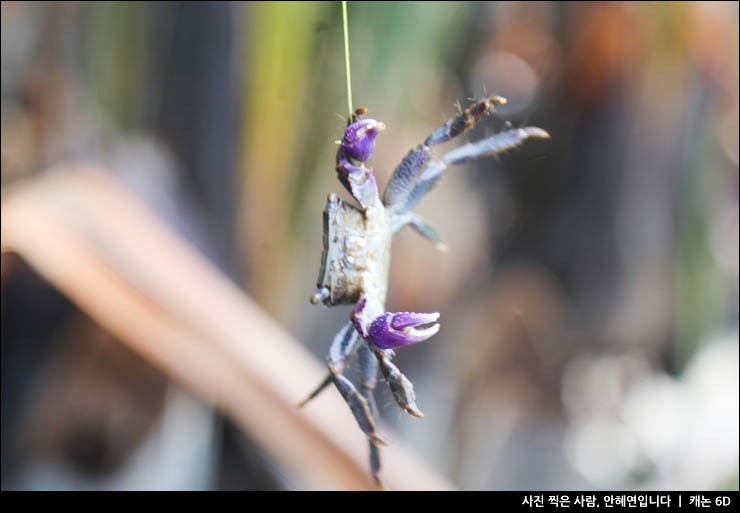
<box><xmin>313</xmin><ymin>193</ymin><xmax>391</xmax><ymax>309</ymax></box>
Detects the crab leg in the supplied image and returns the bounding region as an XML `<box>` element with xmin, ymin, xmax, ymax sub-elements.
<box><xmin>391</xmin><ymin>211</ymin><xmax>447</xmax><ymax>251</ymax></box>
<box><xmin>297</xmin><ymin>322</ymin><xmax>360</xmax><ymax>407</ymax></box>
<box><xmin>328</xmin><ymin>322</ymin><xmax>361</xmax><ymax>374</ymax></box>
<box><xmin>332</xmin><ymin>372</ymin><xmax>387</xmax><ymax>446</ymax></box>
<box><xmin>390</xmin><ymin>126</ymin><xmax>550</xmax><ymax>214</ymax></box>
<box><xmin>324</xmin><ymin>324</ymin><xmax>386</xmax><ymax>446</ymax></box>
<box><xmin>296</xmin><ymin>374</ymin><xmax>332</xmax><ymax>409</ymax></box>
<box><xmin>383</xmin><ymin>95</ymin><xmax>506</xmax><ymax>210</ymax></box>
<box><xmin>358</xmin><ymin>343</ymin><xmax>383</xmax><ymax>486</ymax></box>
<box><xmin>297</xmin><ymin>323</ymin><xmax>386</xmax><ymax>446</ymax></box>
<box><xmin>445</xmin><ymin>126</ymin><xmax>550</xmax><ymax>165</ymax></box>
<box><xmin>425</xmin><ymin>95</ymin><xmax>508</xmax><ymax>146</ymax></box>
<box><xmin>373</xmin><ymin>347</ymin><xmax>424</xmax><ymax>419</ymax></box>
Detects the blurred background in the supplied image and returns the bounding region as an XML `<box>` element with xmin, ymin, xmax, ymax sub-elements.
<box><xmin>1</xmin><ymin>1</ymin><xmax>738</xmax><ymax>490</ymax></box>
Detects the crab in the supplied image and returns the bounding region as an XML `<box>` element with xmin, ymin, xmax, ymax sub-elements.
<box><xmin>300</xmin><ymin>95</ymin><xmax>549</xmax><ymax>486</ymax></box>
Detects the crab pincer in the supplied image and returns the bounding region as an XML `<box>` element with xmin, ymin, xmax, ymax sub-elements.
<box><xmin>335</xmin><ymin>118</ymin><xmax>385</xmax><ymax>209</ymax></box>
<box><xmin>366</xmin><ymin>311</ymin><xmax>441</xmax><ymax>350</ymax></box>
<box><xmin>339</xmin><ymin>118</ymin><xmax>385</xmax><ymax>161</ymax></box>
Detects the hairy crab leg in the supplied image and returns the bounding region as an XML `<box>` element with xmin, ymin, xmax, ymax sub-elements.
<box><xmin>332</xmin><ymin>372</ymin><xmax>387</xmax><ymax>446</ymax></box>
<box><xmin>383</xmin><ymin>95</ymin><xmax>507</xmax><ymax>210</ymax></box>
<box><xmin>444</xmin><ymin>126</ymin><xmax>550</xmax><ymax>165</ymax></box>
<box><xmin>424</xmin><ymin>95</ymin><xmax>508</xmax><ymax>146</ymax></box>
<box><xmin>297</xmin><ymin>322</ymin><xmax>360</xmax><ymax>407</ymax></box>
<box><xmin>373</xmin><ymin>348</ymin><xmax>424</xmax><ymax>419</ymax></box>
<box><xmin>395</xmin><ymin>126</ymin><xmax>550</xmax><ymax>214</ymax></box>
<box><xmin>358</xmin><ymin>343</ymin><xmax>384</xmax><ymax>486</ymax></box>
<box><xmin>297</xmin><ymin>323</ymin><xmax>387</xmax><ymax>446</ymax></box>
<box><xmin>296</xmin><ymin>373</ymin><xmax>332</xmax><ymax>409</ymax></box>
<box><xmin>391</xmin><ymin>211</ymin><xmax>447</xmax><ymax>251</ymax></box>
<box><xmin>328</xmin><ymin>322</ymin><xmax>361</xmax><ymax>374</ymax></box>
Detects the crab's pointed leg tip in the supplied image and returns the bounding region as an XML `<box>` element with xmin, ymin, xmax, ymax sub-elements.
<box><xmin>296</xmin><ymin>393</ymin><xmax>318</xmax><ymax>409</ymax></box>
<box><xmin>492</xmin><ymin>95</ymin><xmax>507</xmax><ymax>106</ymax></box>
<box><xmin>374</xmin><ymin>477</ymin><xmax>390</xmax><ymax>491</ymax></box>
<box><xmin>370</xmin><ymin>433</ymin><xmax>389</xmax><ymax>447</ymax></box>
<box><xmin>526</xmin><ymin>127</ymin><xmax>550</xmax><ymax>139</ymax></box>
<box><xmin>406</xmin><ymin>405</ymin><xmax>425</xmax><ymax>419</ymax></box>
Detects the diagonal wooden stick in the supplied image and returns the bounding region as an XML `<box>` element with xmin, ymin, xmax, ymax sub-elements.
<box><xmin>1</xmin><ymin>165</ymin><xmax>453</xmax><ymax>491</ymax></box>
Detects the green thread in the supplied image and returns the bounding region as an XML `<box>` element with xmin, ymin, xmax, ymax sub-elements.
<box><xmin>342</xmin><ymin>1</ymin><xmax>353</xmax><ymax>119</ymax></box>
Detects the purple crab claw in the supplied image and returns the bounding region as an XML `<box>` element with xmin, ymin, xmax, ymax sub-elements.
<box><xmin>339</xmin><ymin>119</ymin><xmax>385</xmax><ymax>162</ymax></box>
<box><xmin>367</xmin><ymin>311</ymin><xmax>441</xmax><ymax>350</ymax></box>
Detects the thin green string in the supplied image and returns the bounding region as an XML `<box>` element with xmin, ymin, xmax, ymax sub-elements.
<box><xmin>342</xmin><ymin>1</ymin><xmax>353</xmax><ymax>119</ymax></box>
